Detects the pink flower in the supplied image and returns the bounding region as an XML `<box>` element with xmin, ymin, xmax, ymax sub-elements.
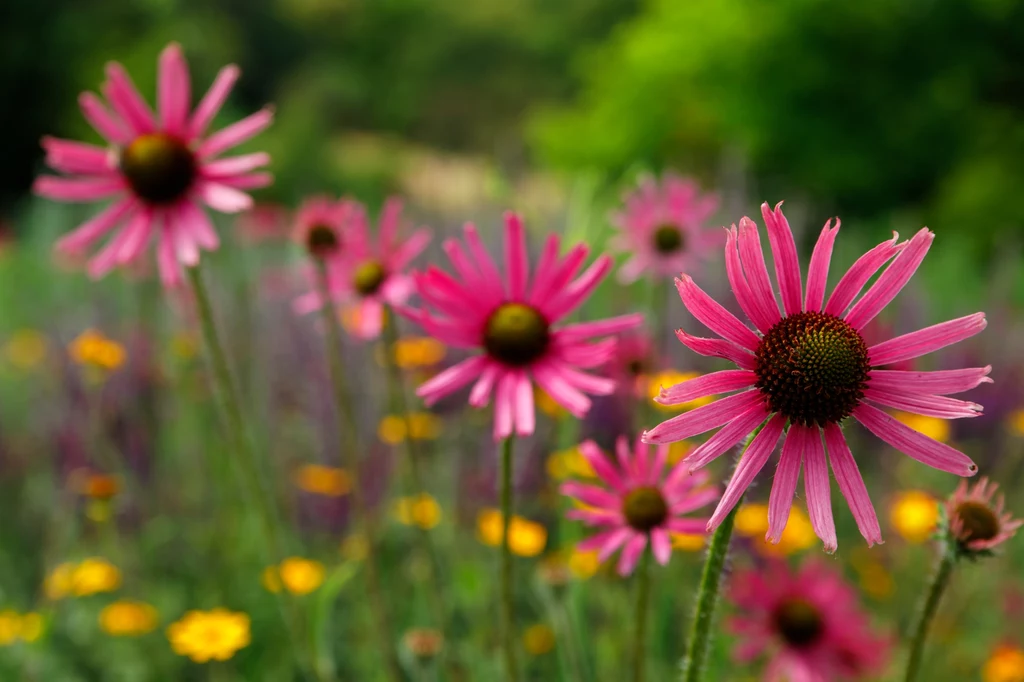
<box><xmin>605</xmin><ymin>331</ymin><xmax>659</xmax><ymax>398</ymax></box>
<box><xmin>612</xmin><ymin>173</ymin><xmax>720</xmax><ymax>283</ymax></box>
<box><xmin>727</xmin><ymin>560</ymin><xmax>890</xmax><ymax>681</ymax></box>
<box><xmin>644</xmin><ymin>201</ymin><xmax>989</xmax><ymax>550</ymax></box>
<box><xmin>409</xmin><ymin>213</ymin><xmax>643</xmax><ymax>440</ymax></box>
<box><xmin>34</xmin><ymin>43</ymin><xmax>273</xmax><ymax>288</ymax></box>
<box><xmin>561</xmin><ymin>436</ymin><xmax>718</xmax><ymax>575</ymax></box>
<box><xmin>295</xmin><ymin>198</ymin><xmax>430</xmax><ymax>340</ymax></box>
<box><xmin>292</xmin><ymin>195</ymin><xmax>350</xmax><ymax>259</ymax></box>
<box><xmin>946</xmin><ymin>477</ymin><xmax>1021</xmax><ymax>554</ymax></box>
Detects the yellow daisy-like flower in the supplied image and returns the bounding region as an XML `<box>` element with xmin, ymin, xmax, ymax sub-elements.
<box><xmin>71</xmin><ymin>558</ymin><xmax>122</xmax><ymax>596</ymax></box>
<box><xmin>68</xmin><ymin>329</ymin><xmax>126</xmax><ymax>372</ymax></box>
<box><xmin>378</xmin><ymin>412</ymin><xmax>442</xmax><ymax>444</ymax></box>
<box><xmin>391</xmin><ymin>336</ymin><xmax>445</xmax><ymax>369</ymax></box>
<box><xmin>0</xmin><ymin>611</ymin><xmax>43</xmax><ymax>646</ymax></box>
<box><xmin>18</xmin><ymin>613</ymin><xmax>43</xmax><ymax>643</ymax></box>
<box><xmin>394</xmin><ymin>494</ymin><xmax>442</xmax><ymax>529</ymax></box>
<box><xmin>100</xmin><ymin>600</ymin><xmax>158</xmax><ymax>636</ymax></box>
<box><xmin>545</xmin><ymin>445</ymin><xmax>596</xmax><ymax>480</ymax></box>
<box><xmin>985</xmin><ymin>645</ymin><xmax>1024</xmax><ymax>682</ymax></box>
<box><xmin>293</xmin><ymin>464</ymin><xmax>351</xmax><ymax>497</ymax></box>
<box><xmin>167</xmin><ymin>609</ymin><xmax>250</xmax><ymax>663</ymax></box>
<box><xmin>671</xmin><ymin>533</ymin><xmax>707</xmax><ymax>552</ymax></box>
<box><xmin>535</xmin><ymin>387</ymin><xmax>568</xmax><ymax>420</ymax></box>
<box><xmin>262</xmin><ymin>558</ymin><xmax>326</xmax><ymax>596</ymax></box>
<box><xmin>477</xmin><ymin>509</ymin><xmax>547</xmax><ymax>557</ymax></box>
<box><xmin>4</xmin><ymin>329</ymin><xmax>49</xmax><ymax>370</ymax></box>
<box><xmin>648</xmin><ymin>370</ymin><xmax>713</xmax><ymax>411</ymax></box>
<box><xmin>889</xmin><ymin>490</ymin><xmax>939</xmax><ymax>544</ymax></box>
<box><xmin>734</xmin><ymin>503</ymin><xmax>817</xmax><ymax>556</ymax></box>
<box><xmin>893</xmin><ymin>411</ymin><xmax>951</xmax><ymax>443</ymax></box>
<box><xmin>523</xmin><ymin>624</ymin><xmax>556</xmax><ymax>655</ymax></box>
<box><xmin>44</xmin><ymin>563</ymin><xmax>76</xmax><ymax>601</ymax></box>
<box><xmin>1009</xmin><ymin>409</ymin><xmax>1024</xmax><ymax>438</ymax></box>
<box><xmin>567</xmin><ymin>549</ymin><xmax>601</xmax><ymax>579</ymax></box>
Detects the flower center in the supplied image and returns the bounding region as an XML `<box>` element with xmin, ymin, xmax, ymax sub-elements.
<box><xmin>482</xmin><ymin>303</ymin><xmax>550</xmax><ymax>367</ymax></box>
<box><xmin>119</xmin><ymin>133</ymin><xmax>196</xmax><ymax>205</ymax></box>
<box><xmin>755</xmin><ymin>311</ymin><xmax>870</xmax><ymax>427</ymax></box>
<box><xmin>306</xmin><ymin>225</ymin><xmax>341</xmax><ymax>257</ymax></box>
<box><xmin>652</xmin><ymin>225</ymin><xmax>684</xmax><ymax>254</ymax></box>
<box><xmin>621</xmin><ymin>486</ymin><xmax>669</xmax><ymax>532</ymax></box>
<box><xmin>954</xmin><ymin>500</ymin><xmax>1001</xmax><ymax>542</ymax></box>
<box><xmin>352</xmin><ymin>260</ymin><xmax>387</xmax><ymax>296</ymax></box>
<box><xmin>773</xmin><ymin>598</ymin><xmax>824</xmax><ymax>648</ymax></box>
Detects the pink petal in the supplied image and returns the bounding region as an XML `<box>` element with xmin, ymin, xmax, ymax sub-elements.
<box><xmin>595</xmin><ymin>528</ymin><xmax>634</xmax><ymax>561</ymax></box>
<box><xmin>177</xmin><ymin>201</ymin><xmax>219</xmax><ymax>251</ymax></box>
<box><xmin>531</xmin><ymin>244</ymin><xmax>589</xmax><ymax>307</ymax></box>
<box><xmin>845</xmin><ymin>228</ymin><xmax>933</xmax><ymax>330</ymax></box>
<box><xmin>737</xmin><ymin>216</ymin><xmax>781</xmax><ymax>327</ymax></box>
<box><xmin>532</xmin><ymin>362</ymin><xmax>592</xmax><ymax>417</ymax></box>
<box><xmin>868</xmin><ymin>367</ymin><xmax>992</xmax><ymax>396</ymax></box>
<box><xmin>868</xmin><ymin>313</ymin><xmax>987</xmax><ymax>366</ymax></box>
<box><xmin>579</xmin><ymin>441</ymin><xmax>628</xmax><ymax>493</ymax></box>
<box><xmin>767</xmin><ymin>425</ymin><xmax>804</xmax><ymax>544</ymax></box>
<box><xmin>504</xmin><ymin>212</ymin><xmax>529</xmax><ymax>299</ymax></box>
<box><xmin>158</xmin><ymin>43</ymin><xmax>191</xmax><ymax>135</ymax></box>
<box><xmin>853</xmin><ymin>403</ymin><xmax>977</xmax><ymax>476</ymax></box>
<box><xmin>666</xmin><ymin>486</ymin><xmax>720</xmax><ymax>515</ymax></box>
<box><xmin>416</xmin><ymin>356</ymin><xmax>489</xmax><ymax>405</ymax></box>
<box><xmin>555</xmin><ymin>314</ymin><xmax>644</xmax><ymax>341</ymax></box>
<box><xmin>647</xmin><ymin>442</ymin><xmax>669</xmax><ymax>486</ymax></box>
<box><xmin>34</xmin><ymin>176</ymin><xmax>124</xmax><ymax>202</ymax></box>
<box><xmin>823</xmin><ymin>423</ymin><xmax>882</xmax><ymax>546</ymax></box>
<box><xmin>824</xmin><ymin>231</ymin><xmax>902</xmax><ymax>317</ymax></box>
<box><xmin>41</xmin><ymin>137</ymin><xmax>113</xmax><ymax>175</ymax></box>
<box><xmin>674</xmin><ymin>328</ymin><xmax>757</xmax><ymax>370</ymax></box>
<box><xmin>440</xmin><ymin>238</ymin><xmax>494</xmax><ymax>306</ymax></box>
<box><xmin>650</xmin><ymin>528</ymin><xmax>672</xmax><ymax>565</ymax></box>
<box><xmin>655</xmin><ymin>369</ymin><xmax>757</xmax><ymax>406</ymax></box>
<box><xmin>115</xmin><ymin>207</ymin><xmax>155</xmax><ymax>265</ymax></box>
<box><xmin>513</xmin><ymin>371</ymin><xmax>535</xmax><ymax>436</ymax></box>
<box><xmin>707</xmin><ymin>414</ymin><xmax>786</xmax><ymax>530</ymax></box>
<box><xmin>87</xmin><ymin>209</ymin><xmax>152</xmax><ymax>278</ymax></box>
<box><xmin>377</xmin><ymin>197</ymin><xmax>403</xmax><ymax>253</ymax></box>
<box><xmin>676</xmin><ymin>275</ymin><xmax>760</xmax><ymax>351</ymax></box>
<box><xmin>171</xmin><ymin>218</ymin><xmax>201</xmax><ymax>267</ymax></box>
<box><xmin>462</xmin><ymin>223</ymin><xmax>505</xmax><ymax>303</ymax></box>
<box><xmin>726</xmin><ymin>226</ymin><xmax>774</xmax><ymax>334</ymax></box>
<box><xmin>218</xmin><ymin>172</ymin><xmax>273</xmax><ymax>190</ymax></box>
<box><xmin>197</xmin><ymin>182</ymin><xmax>253</xmax><ymax>214</ymax></box>
<box><xmin>493</xmin><ymin>372</ymin><xmax>517</xmax><ymax>441</ymax></box>
<box><xmin>156</xmin><ymin>225</ymin><xmax>182</xmax><ymax>288</ymax></box>
<box><xmin>761</xmin><ymin>202</ymin><xmax>803</xmax><ymax>316</ymax></box>
<box><xmin>666</xmin><ymin>518</ymin><xmax>708</xmax><ymax>535</ymax></box>
<box><xmin>676</xmin><ymin>403</ymin><xmax>769</xmax><ymax>473</ymax></box>
<box><xmin>643</xmin><ymin>390</ymin><xmax>763</xmax><ymax>444</ymax></box>
<box><xmin>556</xmin><ymin>365</ymin><xmax>615</xmax><ymax>396</ymax></box>
<box><xmin>198</xmin><ymin>108</ymin><xmax>274</xmax><ymax>159</ymax></box>
<box><xmin>616</xmin><ymin>533</ymin><xmax>648</xmax><ymax>576</ymax></box>
<box><xmin>804</xmin><ymin>218</ymin><xmax>839</xmax><ymax>312</ymax></box>
<box><xmin>189</xmin><ymin>65</ymin><xmax>241</xmax><ymax>138</ymax></box>
<box><xmin>352</xmin><ymin>300</ymin><xmax>384</xmax><ymax>340</ymax></box>
<box><xmin>803</xmin><ymin>427</ymin><xmax>836</xmax><ymax>552</ymax></box>
<box><xmin>578</xmin><ymin>527</ymin><xmax>631</xmax><ymax>557</ymax></box>
<box><xmin>469</xmin><ymin>364</ymin><xmax>500</xmax><ymax>408</ymax></box>
<box><xmin>568</xmin><ymin>508</ymin><xmax>624</xmax><ymax>527</ymax></box>
<box><xmin>863</xmin><ymin>387</ymin><xmax>982</xmax><ymax>419</ymax></box>
<box><xmin>526</xmin><ymin>234</ymin><xmax>561</xmax><ymax>302</ymax></box>
<box><xmin>390</xmin><ymin>228</ymin><xmax>432</xmax><ymax>272</ymax></box>
<box><xmin>78</xmin><ymin>92</ymin><xmax>130</xmax><ymax>144</ymax></box>
<box><xmin>103</xmin><ymin>62</ymin><xmax>156</xmax><ymax>134</ymax></box>
<box><xmin>55</xmin><ymin>199</ymin><xmax>136</xmax><ymax>253</ymax></box>
<box><xmin>542</xmin><ymin>255</ymin><xmax>614</xmax><ymax>322</ymax></box>
<box><xmin>201</xmin><ymin>152</ymin><xmax>271</xmax><ymax>178</ymax></box>
<box><xmin>560</xmin><ymin>482</ymin><xmax>620</xmax><ymax>510</ymax></box>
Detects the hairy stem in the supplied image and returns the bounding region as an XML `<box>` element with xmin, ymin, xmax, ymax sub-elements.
<box><xmin>903</xmin><ymin>546</ymin><xmax>956</xmax><ymax>682</ymax></box>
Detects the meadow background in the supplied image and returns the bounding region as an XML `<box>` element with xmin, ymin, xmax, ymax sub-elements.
<box><xmin>1</xmin><ymin>0</ymin><xmax>1023</xmax><ymax>680</ymax></box>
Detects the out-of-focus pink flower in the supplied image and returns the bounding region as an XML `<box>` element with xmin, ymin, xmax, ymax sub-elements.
<box><xmin>946</xmin><ymin>477</ymin><xmax>1021</xmax><ymax>554</ymax></box>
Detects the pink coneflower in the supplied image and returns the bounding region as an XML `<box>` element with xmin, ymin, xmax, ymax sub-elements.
<box><xmin>292</xmin><ymin>195</ymin><xmax>350</xmax><ymax>259</ymax></box>
<box><xmin>945</xmin><ymin>477</ymin><xmax>1021</xmax><ymax>554</ymax></box>
<box><xmin>295</xmin><ymin>198</ymin><xmax>429</xmax><ymax>340</ymax></box>
<box><xmin>562</xmin><ymin>436</ymin><xmax>717</xmax><ymax>575</ymax></box>
<box><xmin>34</xmin><ymin>43</ymin><xmax>273</xmax><ymax>287</ymax></box>
<box><xmin>644</xmin><ymin>201</ymin><xmax>989</xmax><ymax>550</ymax></box>
<box><xmin>410</xmin><ymin>213</ymin><xmax>643</xmax><ymax>440</ymax></box>
<box><xmin>606</xmin><ymin>331</ymin><xmax>659</xmax><ymax>398</ymax></box>
<box><xmin>612</xmin><ymin>173</ymin><xmax>720</xmax><ymax>283</ymax></box>
<box><xmin>727</xmin><ymin>560</ymin><xmax>890</xmax><ymax>681</ymax></box>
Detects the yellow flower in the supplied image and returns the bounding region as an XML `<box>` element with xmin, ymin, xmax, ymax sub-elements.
<box><xmin>545</xmin><ymin>445</ymin><xmax>596</xmax><ymax>480</ymax></box>
<box><xmin>394</xmin><ymin>494</ymin><xmax>442</xmax><ymax>529</ymax></box>
<box><xmin>4</xmin><ymin>329</ymin><xmax>48</xmax><ymax>370</ymax></box>
<box><xmin>263</xmin><ymin>558</ymin><xmax>325</xmax><ymax>595</ymax></box>
<box><xmin>78</xmin><ymin>474</ymin><xmax>120</xmax><ymax>500</ymax></box>
<box><xmin>648</xmin><ymin>371</ymin><xmax>713</xmax><ymax>412</ymax></box>
<box><xmin>567</xmin><ymin>549</ymin><xmax>600</xmax><ymax>579</ymax></box>
<box><xmin>523</xmin><ymin>624</ymin><xmax>556</xmax><ymax>656</ymax></box>
<box><xmin>1009</xmin><ymin>409</ymin><xmax>1024</xmax><ymax>438</ymax></box>
<box><xmin>671</xmin><ymin>533</ymin><xmax>707</xmax><ymax>552</ymax></box>
<box><xmin>392</xmin><ymin>336</ymin><xmax>446</xmax><ymax>369</ymax></box>
<box><xmin>477</xmin><ymin>509</ymin><xmax>547</xmax><ymax>557</ymax></box>
<box><xmin>19</xmin><ymin>613</ymin><xmax>43</xmax><ymax>643</ymax></box>
<box><xmin>340</xmin><ymin>534</ymin><xmax>369</xmax><ymax>562</ymax></box>
<box><xmin>44</xmin><ymin>563</ymin><xmax>76</xmax><ymax>600</ymax></box>
<box><xmin>893</xmin><ymin>412</ymin><xmax>950</xmax><ymax>443</ymax></box>
<box><xmin>294</xmin><ymin>464</ymin><xmax>351</xmax><ymax>497</ymax></box>
<box><xmin>167</xmin><ymin>609</ymin><xmax>250</xmax><ymax>663</ymax></box>
<box><xmin>535</xmin><ymin>388</ymin><xmax>568</xmax><ymax>420</ymax></box>
<box><xmin>667</xmin><ymin>441</ymin><xmax>693</xmax><ymax>465</ymax></box>
<box><xmin>734</xmin><ymin>504</ymin><xmax>816</xmax><ymax>556</ymax></box>
<box><xmin>170</xmin><ymin>332</ymin><xmax>200</xmax><ymax>361</ymax></box>
<box><xmin>0</xmin><ymin>611</ymin><xmax>42</xmax><ymax>646</ymax></box>
<box><xmin>890</xmin><ymin>491</ymin><xmax>938</xmax><ymax>543</ymax></box>
<box><xmin>100</xmin><ymin>601</ymin><xmax>158</xmax><ymax>636</ymax></box>
<box><xmin>985</xmin><ymin>645</ymin><xmax>1024</xmax><ymax>682</ymax></box>
<box><xmin>71</xmin><ymin>558</ymin><xmax>122</xmax><ymax>596</ymax></box>
<box><xmin>378</xmin><ymin>412</ymin><xmax>442</xmax><ymax>444</ymax></box>
<box><xmin>68</xmin><ymin>329</ymin><xmax>126</xmax><ymax>372</ymax></box>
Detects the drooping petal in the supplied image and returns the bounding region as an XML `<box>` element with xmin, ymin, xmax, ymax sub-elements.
<box><xmin>707</xmin><ymin>415</ymin><xmax>786</xmax><ymax>530</ymax></box>
<box><xmin>468</xmin><ymin>364</ymin><xmax>501</xmax><ymax>408</ymax></box>
<box><xmin>804</xmin><ymin>218</ymin><xmax>839</xmax><ymax>312</ymax></box>
<box><xmin>853</xmin><ymin>403</ymin><xmax>977</xmax><ymax>476</ymax></box>
<box><xmin>560</xmin><ymin>482</ymin><xmax>621</xmax><ymax>510</ymax></box>
<box><xmin>617</xmin><ymin>533</ymin><xmax>648</xmax><ymax>576</ymax></box>
<box><xmin>197</xmin><ymin>182</ymin><xmax>253</xmax><ymax>213</ymax></box>
<box><xmin>845</xmin><ymin>228</ymin><xmax>933</xmax><ymax>330</ymax></box>
<box><xmin>189</xmin><ymin>64</ymin><xmax>241</xmax><ymax>138</ymax></box>
<box><xmin>88</xmin><ymin>209</ymin><xmax>152</xmax><ymax>278</ymax></box>
<box><xmin>513</xmin><ymin>371</ymin><xmax>535</xmax><ymax>436</ymax></box>
<box><xmin>803</xmin><ymin>427</ymin><xmax>837</xmax><ymax>552</ymax></box>
<box><xmin>767</xmin><ymin>425</ymin><xmax>803</xmax><ymax>544</ymax></box>
<box><xmin>867</xmin><ymin>367</ymin><xmax>992</xmax><ymax>396</ymax></box>
<box><xmin>55</xmin><ymin>198</ymin><xmax>136</xmax><ymax>254</ymax></box>
<box><xmin>34</xmin><ymin>176</ymin><xmax>125</xmax><ymax>202</ymax></box>
<box><xmin>655</xmin><ymin>369</ymin><xmax>757</xmax><ymax>406</ymax></box>
<box><xmin>674</xmin><ymin>328</ymin><xmax>757</xmax><ymax>370</ymax></box>
<box><xmin>867</xmin><ymin>313</ymin><xmax>987</xmax><ymax>366</ymax></box>
<box><xmin>824</xmin><ymin>232</ymin><xmax>902</xmax><ymax>317</ymax></box>
<box><xmin>863</xmin><ymin>387</ymin><xmax>982</xmax><ymax>419</ymax></box>
<box><xmin>416</xmin><ymin>356</ymin><xmax>489</xmax><ymax>405</ymax></box>
<box><xmin>761</xmin><ymin>202</ymin><xmax>803</xmax><ymax>316</ymax></box>
<box><xmin>578</xmin><ymin>527</ymin><xmax>631</xmax><ymax>557</ymax></box>
<box><xmin>676</xmin><ymin>275</ymin><xmax>760</xmax><ymax>351</ymax></box>
<box><xmin>823</xmin><ymin>423</ymin><xmax>882</xmax><ymax>546</ymax></box>
<box><xmin>674</xmin><ymin>403</ymin><xmax>767</xmax><ymax>474</ymax></box>
<box><xmin>41</xmin><ymin>137</ymin><xmax>114</xmax><ymax>175</ymax></box>
<box><xmin>493</xmin><ymin>372</ymin><xmax>517</xmax><ymax>440</ymax></box>
<box><xmin>650</xmin><ymin>528</ymin><xmax>672</xmax><ymax>565</ymax></box>
<box><xmin>643</xmin><ymin>390</ymin><xmax>763</xmax><ymax>444</ymax></box>
<box><xmin>177</xmin><ymin>200</ymin><xmax>219</xmax><ymax>250</ymax></box>
<box><xmin>532</xmin><ymin>361</ymin><xmax>591</xmax><ymax>417</ymax></box>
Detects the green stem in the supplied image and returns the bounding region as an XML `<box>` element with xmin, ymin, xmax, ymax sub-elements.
<box><xmin>314</xmin><ymin>263</ymin><xmax>401</xmax><ymax>682</ymax></box>
<box><xmin>500</xmin><ymin>435</ymin><xmax>520</xmax><ymax>682</ymax></box>
<box><xmin>903</xmin><ymin>546</ymin><xmax>956</xmax><ymax>682</ymax></box>
<box><xmin>632</xmin><ymin>545</ymin><xmax>653</xmax><ymax>682</ymax></box>
<box><xmin>186</xmin><ymin>266</ymin><xmax>319</xmax><ymax>682</ymax></box>
<box><xmin>381</xmin><ymin>309</ymin><xmax>462</xmax><ymax>682</ymax></box>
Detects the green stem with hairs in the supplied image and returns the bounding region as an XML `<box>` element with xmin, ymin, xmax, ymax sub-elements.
<box><xmin>903</xmin><ymin>546</ymin><xmax>956</xmax><ymax>682</ymax></box>
<box><xmin>500</xmin><ymin>435</ymin><xmax>521</xmax><ymax>682</ymax></box>
<box><xmin>632</xmin><ymin>544</ymin><xmax>653</xmax><ymax>682</ymax></box>
<box><xmin>314</xmin><ymin>262</ymin><xmax>401</xmax><ymax>682</ymax></box>
<box><xmin>186</xmin><ymin>266</ymin><xmax>320</xmax><ymax>682</ymax></box>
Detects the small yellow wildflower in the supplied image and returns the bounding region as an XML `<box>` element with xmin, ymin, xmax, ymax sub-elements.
<box><xmin>378</xmin><ymin>412</ymin><xmax>442</xmax><ymax>444</ymax></box>
<box><xmin>71</xmin><ymin>558</ymin><xmax>122</xmax><ymax>596</ymax></box>
<box><xmin>890</xmin><ymin>490</ymin><xmax>939</xmax><ymax>543</ymax></box>
<box><xmin>294</xmin><ymin>464</ymin><xmax>351</xmax><ymax>497</ymax></box>
<box><xmin>893</xmin><ymin>411</ymin><xmax>951</xmax><ymax>443</ymax></box>
<box><xmin>68</xmin><ymin>329</ymin><xmax>126</xmax><ymax>372</ymax></box>
<box><xmin>262</xmin><ymin>558</ymin><xmax>325</xmax><ymax>596</ymax></box>
<box><xmin>44</xmin><ymin>563</ymin><xmax>76</xmax><ymax>600</ymax></box>
<box><xmin>667</xmin><ymin>441</ymin><xmax>693</xmax><ymax>465</ymax></box>
<box><xmin>100</xmin><ymin>600</ymin><xmax>158</xmax><ymax>636</ymax></box>
<box><xmin>392</xmin><ymin>336</ymin><xmax>446</xmax><ymax>369</ymax></box>
<box><xmin>394</xmin><ymin>494</ymin><xmax>442</xmax><ymax>529</ymax></box>
<box><xmin>985</xmin><ymin>645</ymin><xmax>1024</xmax><ymax>682</ymax></box>
<box><xmin>477</xmin><ymin>509</ymin><xmax>547</xmax><ymax>557</ymax></box>
<box><xmin>0</xmin><ymin>611</ymin><xmax>42</xmax><ymax>646</ymax></box>
<box><xmin>567</xmin><ymin>549</ymin><xmax>600</xmax><ymax>579</ymax></box>
<box><xmin>523</xmin><ymin>624</ymin><xmax>556</xmax><ymax>655</ymax></box>
<box><xmin>535</xmin><ymin>387</ymin><xmax>568</xmax><ymax>420</ymax></box>
<box><xmin>545</xmin><ymin>445</ymin><xmax>596</xmax><ymax>480</ymax></box>
<box><xmin>735</xmin><ymin>503</ymin><xmax>816</xmax><ymax>556</ymax></box>
<box><xmin>671</xmin><ymin>533</ymin><xmax>707</xmax><ymax>552</ymax></box>
<box><xmin>648</xmin><ymin>371</ymin><xmax>713</xmax><ymax>411</ymax></box>
<box><xmin>4</xmin><ymin>329</ymin><xmax>48</xmax><ymax>370</ymax></box>
<box><xmin>340</xmin><ymin>534</ymin><xmax>369</xmax><ymax>562</ymax></box>
<box><xmin>167</xmin><ymin>609</ymin><xmax>250</xmax><ymax>663</ymax></box>
<box><xmin>1009</xmin><ymin>410</ymin><xmax>1024</xmax><ymax>438</ymax></box>
<box><xmin>19</xmin><ymin>613</ymin><xmax>42</xmax><ymax>643</ymax></box>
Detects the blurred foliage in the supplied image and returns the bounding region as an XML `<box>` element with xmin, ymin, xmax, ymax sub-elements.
<box><xmin>530</xmin><ymin>0</ymin><xmax>1024</xmax><ymax>252</ymax></box>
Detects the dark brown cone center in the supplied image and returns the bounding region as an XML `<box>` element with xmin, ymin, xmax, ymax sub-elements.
<box><xmin>352</xmin><ymin>260</ymin><xmax>387</xmax><ymax>296</ymax></box>
<box><xmin>622</xmin><ymin>486</ymin><xmax>669</xmax><ymax>532</ymax></box>
<box><xmin>954</xmin><ymin>500</ymin><xmax>1001</xmax><ymax>542</ymax></box>
<box><xmin>119</xmin><ymin>133</ymin><xmax>196</xmax><ymax>205</ymax></box>
<box><xmin>483</xmin><ymin>303</ymin><xmax>550</xmax><ymax>367</ymax></box>
<box><xmin>652</xmin><ymin>225</ymin><xmax>685</xmax><ymax>254</ymax></box>
<box><xmin>773</xmin><ymin>598</ymin><xmax>824</xmax><ymax>648</ymax></box>
<box><xmin>306</xmin><ymin>225</ymin><xmax>340</xmax><ymax>257</ymax></box>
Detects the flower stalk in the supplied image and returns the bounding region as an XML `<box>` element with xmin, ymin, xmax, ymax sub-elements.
<box><xmin>903</xmin><ymin>545</ymin><xmax>956</xmax><ymax>682</ymax></box>
<box><xmin>632</xmin><ymin>544</ymin><xmax>653</xmax><ymax>682</ymax></box>
<box><xmin>500</xmin><ymin>434</ymin><xmax>520</xmax><ymax>682</ymax></box>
